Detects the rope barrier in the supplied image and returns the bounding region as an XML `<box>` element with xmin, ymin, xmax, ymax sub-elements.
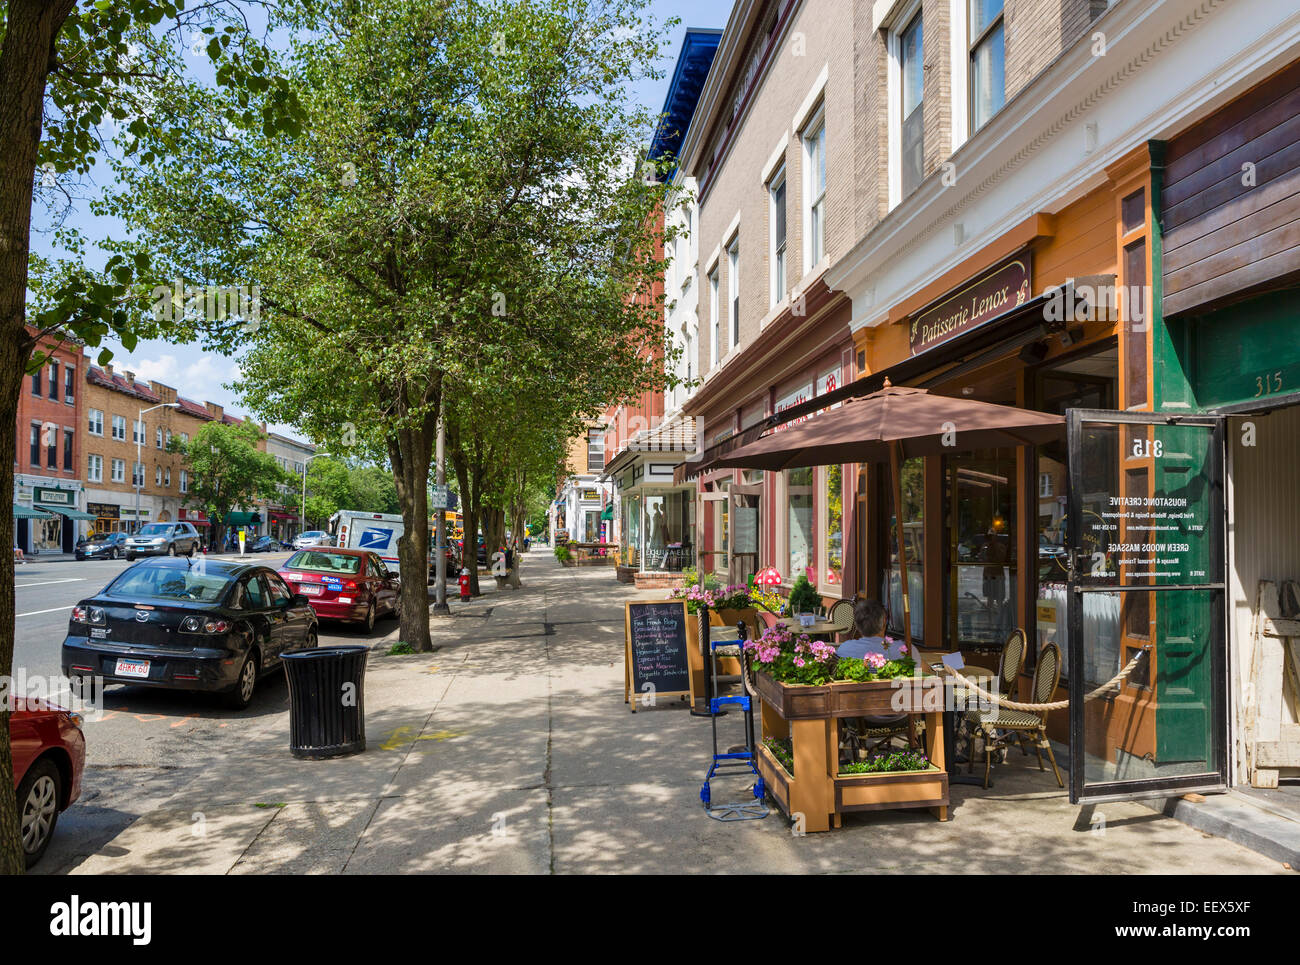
<box><xmin>939</xmin><ymin>648</ymin><xmax>1149</xmax><ymax>713</ymax></box>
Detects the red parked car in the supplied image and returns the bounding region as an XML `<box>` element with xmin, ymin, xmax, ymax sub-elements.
<box><xmin>10</xmin><ymin>699</ymin><xmax>85</xmax><ymax>868</ymax></box>
<box><xmin>279</xmin><ymin>547</ymin><xmax>399</xmax><ymax>632</ymax></box>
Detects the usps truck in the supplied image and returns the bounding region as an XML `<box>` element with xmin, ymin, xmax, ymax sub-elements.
<box><xmin>330</xmin><ymin>511</ymin><xmax>409</xmax><ymax>574</ymax></box>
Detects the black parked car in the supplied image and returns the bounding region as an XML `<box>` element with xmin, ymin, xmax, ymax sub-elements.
<box><xmin>75</xmin><ymin>532</ymin><xmax>129</xmax><ymax>561</ymax></box>
<box><xmin>62</xmin><ymin>558</ymin><xmax>319</xmax><ymax>709</ymax></box>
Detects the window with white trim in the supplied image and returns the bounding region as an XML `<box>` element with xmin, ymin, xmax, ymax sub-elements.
<box><xmin>111</xmin><ymin>458</ymin><xmax>126</xmax><ymax>483</ymax></box>
<box><xmin>900</xmin><ymin>11</ymin><xmax>925</xmax><ymax>197</ymax></box>
<box><xmin>769</xmin><ymin>167</ymin><xmax>787</xmax><ymax>307</ymax></box>
<box><xmin>111</xmin><ymin>415</ymin><xmax>126</xmax><ymax>441</ymax></box>
<box><xmin>803</xmin><ymin>109</ymin><xmax>827</xmax><ymax>267</ymax></box>
<box><xmin>180</xmin><ymin>470</ymin><xmax>188</xmax><ymax>493</ymax></box>
<box><xmin>133</xmin><ymin>419</ymin><xmax>145</xmax><ymax>445</ymax></box>
<box><xmin>88</xmin><ymin>408</ymin><xmax>104</xmax><ymax>436</ymax></box>
<box><xmin>87</xmin><ymin>454</ymin><xmax>103</xmax><ymax>483</ymax></box>
<box><xmin>970</xmin><ymin>0</ymin><xmax>1005</xmax><ymax>132</ymax></box>
<box><xmin>708</xmin><ymin>267</ymin><xmax>720</xmax><ymax>369</ymax></box>
<box><xmin>727</xmin><ymin>236</ymin><xmax>740</xmax><ymax>349</ymax></box>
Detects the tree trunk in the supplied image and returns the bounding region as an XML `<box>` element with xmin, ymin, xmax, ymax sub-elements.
<box><xmin>450</xmin><ymin>445</ymin><xmax>482</xmax><ymax>596</ymax></box>
<box><xmin>388</xmin><ymin>407</ymin><xmax>435</xmax><ymax>652</ymax></box>
<box><xmin>0</xmin><ymin>0</ymin><xmax>77</xmax><ymax>877</ymax></box>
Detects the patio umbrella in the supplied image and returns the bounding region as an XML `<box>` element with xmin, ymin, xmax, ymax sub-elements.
<box><xmin>713</xmin><ymin>381</ymin><xmax>1065</xmax><ymax>647</ymax></box>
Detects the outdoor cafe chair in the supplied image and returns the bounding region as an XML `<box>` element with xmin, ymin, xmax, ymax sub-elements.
<box><xmin>966</xmin><ymin>642</ymin><xmax>1064</xmax><ymax>789</ymax></box>
<box><xmin>824</xmin><ymin>599</ymin><xmax>855</xmax><ymax>638</ymax></box>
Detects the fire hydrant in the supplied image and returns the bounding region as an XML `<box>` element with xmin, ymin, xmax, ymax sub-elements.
<box><xmin>458</xmin><ymin>568</ymin><xmax>471</xmax><ymax>600</ymax></box>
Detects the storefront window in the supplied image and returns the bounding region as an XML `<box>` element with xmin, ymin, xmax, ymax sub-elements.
<box><xmin>946</xmin><ymin>448</ymin><xmax>1017</xmax><ymax>650</ymax></box>
<box><xmin>882</xmin><ymin>457</ymin><xmax>924</xmax><ymax>639</ymax></box>
<box><xmin>623</xmin><ymin>494</ymin><xmax>640</xmax><ymax>567</ymax></box>
<box><xmin>823</xmin><ymin>464</ymin><xmax>843</xmax><ymax>589</ymax></box>
<box><xmin>644</xmin><ymin>494</ymin><xmax>668</xmax><ymax>570</ymax></box>
<box><xmin>787</xmin><ymin>467</ymin><xmax>815</xmax><ymax>583</ymax></box>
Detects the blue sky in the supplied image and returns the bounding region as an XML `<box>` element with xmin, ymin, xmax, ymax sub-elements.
<box><xmin>32</xmin><ymin>1</ymin><xmax>734</xmax><ymax>440</ymax></box>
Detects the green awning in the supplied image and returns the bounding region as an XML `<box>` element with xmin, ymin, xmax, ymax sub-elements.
<box><xmin>13</xmin><ymin>503</ymin><xmax>53</xmax><ymax>520</ymax></box>
<box><xmin>224</xmin><ymin>512</ymin><xmax>261</xmax><ymax>525</ymax></box>
<box><xmin>42</xmin><ymin>505</ymin><xmax>96</xmax><ymax>521</ymax></box>
<box><xmin>600</xmin><ymin>505</ymin><xmax>613</xmax><ymax>520</ymax></box>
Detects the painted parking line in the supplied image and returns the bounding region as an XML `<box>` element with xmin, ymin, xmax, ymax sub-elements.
<box><xmin>17</xmin><ymin>606</ymin><xmax>75</xmax><ymax>618</ymax></box>
<box><xmin>15</xmin><ymin>578</ymin><xmax>86</xmax><ymax>588</ymax></box>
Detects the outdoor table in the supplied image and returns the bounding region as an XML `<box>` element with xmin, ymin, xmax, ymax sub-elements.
<box><xmin>776</xmin><ymin>616</ymin><xmax>841</xmax><ymax>639</ymax></box>
<box><xmin>918</xmin><ymin>654</ymin><xmax>995</xmax><ymax>788</ymax></box>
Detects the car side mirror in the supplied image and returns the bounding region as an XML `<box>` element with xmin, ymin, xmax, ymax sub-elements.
<box><xmin>291</xmin><ymin>593</ymin><xmax>310</xmax><ymax>606</ymax></box>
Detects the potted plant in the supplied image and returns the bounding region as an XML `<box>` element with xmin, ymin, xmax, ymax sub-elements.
<box><xmin>786</xmin><ymin>572</ymin><xmax>822</xmax><ymax>618</ymax></box>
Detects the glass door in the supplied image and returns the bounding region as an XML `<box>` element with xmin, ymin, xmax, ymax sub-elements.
<box><xmin>1065</xmin><ymin>409</ymin><xmax>1227</xmax><ymax>803</ymax></box>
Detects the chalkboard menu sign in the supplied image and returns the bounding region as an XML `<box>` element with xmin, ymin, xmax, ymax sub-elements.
<box><xmin>623</xmin><ymin>600</ymin><xmax>692</xmax><ymax>710</ymax></box>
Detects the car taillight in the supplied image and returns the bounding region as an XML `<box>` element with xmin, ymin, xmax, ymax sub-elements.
<box><xmin>204</xmin><ymin>619</ymin><xmax>231</xmax><ymax>634</ymax></box>
<box><xmin>343</xmin><ymin>580</ymin><xmax>357</xmax><ymax>590</ymax></box>
<box><xmin>71</xmin><ymin>606</ymin><xmax>87</xmax><ymax>623</ymax></box>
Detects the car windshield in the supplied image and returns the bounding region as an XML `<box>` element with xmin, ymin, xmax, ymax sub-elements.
<box><xmin>137</xmin><ymin>524</ymin><xmax>171</xmax><ymax>536</ymax></box>
<box><xmin>106</xmin><ymin>566</ymin><xmax>231</xmax><ymax>602</ymax></box>
<box><xmin>286</xmin><ymin>551</ymin><xmax>361</xmax><ymax>575</ymax></box>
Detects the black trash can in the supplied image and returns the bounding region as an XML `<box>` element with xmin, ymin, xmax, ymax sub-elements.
<box><xmin>282</xmin><ymin>645</ymin><xmax>368</xmax><ymax>759</ymax></box>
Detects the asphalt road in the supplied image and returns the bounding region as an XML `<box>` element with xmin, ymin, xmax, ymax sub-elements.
<box><xmin>10</xmin><ymin>550</ymin><xmax>403</xmax><ymax>874</ymax></box>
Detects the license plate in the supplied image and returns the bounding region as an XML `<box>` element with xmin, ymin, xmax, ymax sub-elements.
<box><xmin>299</xmin><ymin>584</ymin><xmax>322</xmax><ymax>595</ymax></box>
<box><xmin>115</xmin><ymin>658</ymin><xmax>150</xmax><ymax>679</ymax></box>
<box><xmin>90</xmin><ymin>628</ymin><xmax>109</xmax><ymax>639</ymax></box>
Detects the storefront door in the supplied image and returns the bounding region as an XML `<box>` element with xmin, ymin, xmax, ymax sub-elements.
<box><xmin>1065</xmin><ymin>409</ymin><xmax>1227</xmax><ymax>803</ymax></box>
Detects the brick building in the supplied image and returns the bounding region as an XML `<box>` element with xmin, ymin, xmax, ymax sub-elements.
<box><xmin>13</xmin><ymin>328</ymin><xmax>88</xmax><ymax>553</ymax></box>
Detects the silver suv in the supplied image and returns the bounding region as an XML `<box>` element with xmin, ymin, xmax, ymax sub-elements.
<box><xmin>125</xmin><ymin>522</ymin><xmax>202</xmax><ymax>560</ymax></box>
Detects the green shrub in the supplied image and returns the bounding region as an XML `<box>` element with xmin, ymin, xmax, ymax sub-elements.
<box><xmin>786</xmin><ymin>573</ymin><xmax>821</xmax><ymax>615</ymax></box>
<box><xmin>554</xmin><ymin>544</ymin><xmax>572</xmax><ymax>563</ymax></box>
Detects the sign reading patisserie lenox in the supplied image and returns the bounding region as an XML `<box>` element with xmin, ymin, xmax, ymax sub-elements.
<box><xmin>908</xmin><ymin>251</ymin><xmax>1032</xmax><ymax>356</ymax></box>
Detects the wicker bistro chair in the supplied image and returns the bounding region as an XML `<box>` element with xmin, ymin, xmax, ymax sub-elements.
<box><xmin>825</xmin><ymin>599</ymin><xmax>855</xmax><ymax>638</ymax></box>
<box><xmin>966</xmin><ymin>642</ymin><xmax>1064</xmax><ymax>788</ymax></box>
<box><xmin>959</xmin><ymin>629</ymin><xmax>1027</xmax><ymax>725</ymax></box>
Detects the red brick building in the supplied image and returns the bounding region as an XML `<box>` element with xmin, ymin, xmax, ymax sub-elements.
<box><xmin>13</xmin><ymin>327</ymin><xmax>88</xmax><ymax>553</ymax></box>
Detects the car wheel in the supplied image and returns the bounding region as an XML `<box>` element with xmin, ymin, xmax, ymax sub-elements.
<box><xmin>125</xmin><ymin>553</ymin><xmax>135</xmax><ymax>561</ymax></box>
<box><xmin>167</xmin><ymin>544</ymin><xmax>176</xmax><ymax>557</ymax></box>
<box><xmin>224</xmin><ymin>652</ymin><xmax>259</xmax><ymax>710</ymax></box>
<box><xmin>305</xmin><ymin>628</ymin><xmax>319</xmax><ymax>650</ymax></box>
<box><xmin>111</xmin><ymin>548</ymin><xmax>120</xmax><ymax>560</ymax></box>
<box><xmin>360</xmin><ymin>601</ymin><xmax>376</xmax><ymax>633</ymax></box>
<box><xmin>18</xmin><ymin>758</ymin><xmax>62</xmax><ymax>869</ymax></box>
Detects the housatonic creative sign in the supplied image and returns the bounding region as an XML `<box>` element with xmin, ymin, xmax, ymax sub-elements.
<box><xmin>908</xmin><ymin>251</ymin><xmax>1032</xmax><ymax>356</ymax></box>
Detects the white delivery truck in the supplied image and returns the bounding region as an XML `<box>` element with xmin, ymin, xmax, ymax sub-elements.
<box><xmin>330</xmin><ymin>511</ymin><xmax>408</xmax><ymax>573</ymax></box>
<box><xmin>329</xmin><ymin>511</ymin><xmax>447</xmax><ymax>583</ymax></box>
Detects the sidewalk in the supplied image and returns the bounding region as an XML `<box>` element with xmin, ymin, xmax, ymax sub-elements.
<box><xmin>69</xmin><ymin>552</ymin><xmax>1291</xmax><ymax>874</ymax></box>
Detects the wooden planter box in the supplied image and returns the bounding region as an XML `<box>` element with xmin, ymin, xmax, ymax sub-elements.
<box><xmin>754</xmin><ymin>672</ymin><xmax>949</xmax><ymax>831</ymax></box>
<box><xmin>753</xmin><ymin>672</ymin><xmax>948</xmax><ymax>719</ymax></box>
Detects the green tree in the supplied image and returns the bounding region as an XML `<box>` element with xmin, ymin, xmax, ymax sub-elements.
<box><xmin>348</xmin><ymin>465</ymin><xmax>400</xmax><ymax>515</ymax></box>
<box><xmin>105</xmin><ymin>0</ymin><xmax>674</xmax><ymax>649</ymax></box>
<box><xmin>0</xmin><ymin>0</ymin><xmax>302</xmax><ymax>874</ymax></box>
<box><xmin>172</xmin><ymin>421</ymin><xmax>286</xmax><ymax>551</ymax></box>
<box><xmin>301</xmin><ymin>457</ymin><xmax>352</xmax><ymax>528</ymax></box>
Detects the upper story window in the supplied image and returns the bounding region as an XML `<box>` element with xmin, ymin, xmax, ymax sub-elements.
<box><xmin>586</xmin><ymin>429</ymin><xmax>605</xmax><ymax>473</ymax></box>
<box><xmin>900</xmin><ymin>11</ymin><xmax>925</xmax><ymax>197</ymax></box>
<box><xmin>727</xmin><ymin>237</ymin><xmax>740</xmax><ymax>349</ymax></box>
<box><xmin>112</xmin><ymin>415</ymin><xmax>127</xmax><ymax>441</ymax></box>
<box><xmin>708</xmin><ymin>267</ymin><xmax>720</xmax><ymax>370</ymax></box>
<box><xmin>31</xmin><ymin>368</ymin><xmax>41</xmax><ymax>396</ymax></box>
<box><xmin>47</xmin><ymin>361</ymin><xmax>59</xmax><ymax>401</ymax></box>
<box><xmin>133</xmin><ymin>419</ymin><xmax>145</xmax><ymax>445</ymax></box>
<box><xmin>970</xmin><ymin>0</ymin><xmax>1006</xmax><ymax>133</ymax></box>
<box><xmin>803</xmin><ymin>109</ymin><xmax>827</xmax><ymax>267</ymax></box>
<box><xmin>88</xmin><ymin>408</ymin><xmax>104</xmax><ymax>436</ymax></box>
<box><xmin>156</xmin><ymin>427</ymin><xmax>164</xmax><ymax>449</ymax></box>
<box><xmin>770</xmin><ymin>167</ymin><xmax>787</xmax><ymax>307</ymax></box>
<box><xmin>64</xmin><ymin>365</ymin><xmax>75</xmax><ymax>404</ymax></box>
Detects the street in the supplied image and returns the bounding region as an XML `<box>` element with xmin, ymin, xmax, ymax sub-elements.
<box><xmin>13</xmin><ymin>551</ymin><xmax>397</xmax><ymax>875</ymax></box>
<box><xmin>18</xmin><ymin>550</ymin><xmax>1288</xmax><ymax>876</ymax></box>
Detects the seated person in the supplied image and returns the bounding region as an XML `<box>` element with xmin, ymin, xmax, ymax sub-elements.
<box><xmin>837</xmin><ymin>598</ymin><xmax>889</xmax><ymax>660</ymax></box>
<box><xmin>836</xmin><ymin>598</ymin><xmax>909</xmax><ymax>759</ymax></box>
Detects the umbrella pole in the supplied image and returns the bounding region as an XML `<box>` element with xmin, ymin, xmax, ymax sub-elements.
<box><xmin>890</xmin><ymin>441</ymin><xmax>912</xmax><ymax>650</ymax></box>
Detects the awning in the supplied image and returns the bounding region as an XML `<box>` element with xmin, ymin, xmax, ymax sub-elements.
<box><xmin>600</xmin><ymin>505</ymin><xmax>614</xmax><ymax>521</ymax></box>
<box><xmin>224</xmin><ymin>512</ymin><xmax>261</xmax><ymax>525</ymax></box>
<box><xmin>674</xmin><ymin>284</ymin><xmax>1072</xmax><ymax>484</ymax></box>
<box><xmin>13</xmin><ymin>503</ymin><xmax>53</xmax><ymax>520</ymax></box>
<box><xmin>269</xmin><ymin>511</ymin><xmax>297</xmax><ymax>521</ymax></box>
<box><xmin>41</xmin><ymin>505</ymin><xmax>97</xmax><ymax>522</ymax></box>
<box><xmin>602</xmin><ymin>418</ymin><xmax>698</xmax><ymax>478</ymax></box>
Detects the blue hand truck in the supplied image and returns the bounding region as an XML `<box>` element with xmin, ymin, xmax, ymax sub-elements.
<box><xmin>698</xmin><ymin>610</ymin><xmax>768</xmax><ymax>822</ymax></box>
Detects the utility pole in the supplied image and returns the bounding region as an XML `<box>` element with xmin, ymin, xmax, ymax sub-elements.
<box><xmin>432</xmin><ymin>398</ymin><xmax>450</xmax><ymax>615</ymax></box>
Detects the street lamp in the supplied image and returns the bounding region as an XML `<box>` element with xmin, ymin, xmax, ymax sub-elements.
<box><xmin>300</xmin><ymin>452</ymin><xmax>331</xmax><ymax>538</ymax></box>
<box><xmin>136</xmin><ymin>402</ymin><xmax>179</xmax><ymax>534</ymax></box>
